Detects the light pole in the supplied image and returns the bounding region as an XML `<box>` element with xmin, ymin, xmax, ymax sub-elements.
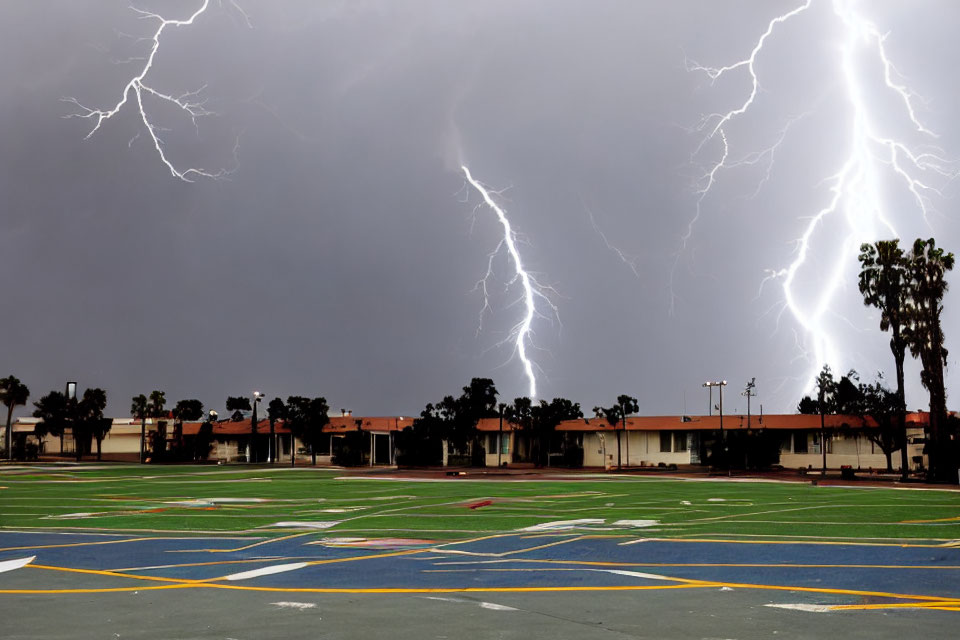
<box><xmin>703</xmin><ymin>381</ymin><xmax>727</xmax><ymax>471</ymax></box>
<box><xmin>498</xmin><ymin>403</ymin><xmax>506</xmax><ymax>468</ymax></box>
<box><xmin>741</xmin><ymin>378</ymin><xmax>756</xmax><ymax>469</ymax></box>
<box><xmin>251</xmin><ymin>391</ymin><xmax>262</xmax><ymax>463</ymax></box>
<box><xmin>742</xmin><ymin>378</ymin><xmax>756</xmax><ymax>430</ymax></box>
<box><xmin>702</xmin><ymin>382</ymin><xmax>714</xmax><ymax>416</ymax></box>
<box><xmin>208</xmin><ymin>410</ymin><xmax>217</xmax><ymax>461</ymax></box>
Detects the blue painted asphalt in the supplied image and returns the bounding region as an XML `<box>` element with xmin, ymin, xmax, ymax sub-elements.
<box><xmin>1</xmin><ymin>531</ymin><xmax>959</xmax><ymax>599</ymax></box>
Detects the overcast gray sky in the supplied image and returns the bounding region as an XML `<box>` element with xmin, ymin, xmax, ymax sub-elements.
<box><xmin>2</xmin><ymin>0</ymin><xmax>959</xmax><ymax>418</ymax></box>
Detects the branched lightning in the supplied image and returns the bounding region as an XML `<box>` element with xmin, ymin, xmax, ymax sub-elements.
<box><xmin>462</xmin><ymin>166</ymin><xmax>558</xmax><ymax>398</ymax></box>
<box><xmin>684</xmin><ymin>0</ymin><xmax>958</xmax><ymax>395</ymax></box>
<box><xmin>63</xmin><ymin>1</ymin><xmax>245</xmax><ymax>181</ymax></box>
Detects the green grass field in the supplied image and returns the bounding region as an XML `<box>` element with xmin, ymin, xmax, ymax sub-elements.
<box><xmin>2</xmin><ymin>464</ymin><xmax>959</xmax><ymax>543</ymax></box>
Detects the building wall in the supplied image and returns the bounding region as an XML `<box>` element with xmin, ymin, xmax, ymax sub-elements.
<box><xmin>778</xmin><ymin>430</ymin><xmax>924</xmax><ymax>471</ymax></box>
<box><xmin>483</xmin><ymin>432</ymin><xmax>513</xmax><ymax>467</ymax></box>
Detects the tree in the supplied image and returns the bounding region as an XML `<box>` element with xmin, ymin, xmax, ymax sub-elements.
<box><xmin>0</xmin><ymin>376</ymin><xmax>29</xmax><ymax>460</ymax></box>
<box><xmin>267</xmin><ymin>397</ymin><xmax>286</xmax><ymax>465</ymax></box>
<box><xmin>148</xmin><ymin>390</ymin><xmax>166</xmax><ymax>418</ymax></box>
<box><xmin>905</xmin><ymin>238</ymin><xmax>954</xmax><ymax>482</ymax></box>
<box><xmin>859</xmin><ymin>239</ymin><xmax>911</xmax><ymax>478</ymax></box>
<box><xmin>814</xmin><ymin>365</ymin><xmax>836</xmax><ymax>473</ymax></box>
<box><xmin>77</xmin><ymin>388</ymin><xmax>108</xmax><ymax>461</ymax></box>
<box><xmin>226</xmin><ymin>396</ymin><xmax>251</xmax><ymax>422</ymax></box>
<box><xmin>147</xmin><ymin>390</ymin><xmax>168</xmax><ymax>461</ymax></box>
<box><xmin>858</xmin><ymin>381</ymin><xmax>901</xmax><ymax>473</ymax></box>
<box><xmin>131</xmin><ymin>394</ymin><xmax>149</xmax><ymax>463</ymax></box>
<box><xmin>285</xmin><ymin>396</ymin><xmax>330</xmax><ymax>466</ymax></box>
<box><xmin>593</xmin><ymin>395</ymin><xmax>638</xmax><ymax>469</ymax></box>
<box><xmin>531</xmin><ymin>397</ymin><xmax>583</xmax><ymax>467</ymax></box>
<box><xmin>33</xmin><ymin>391</ymin><xmax>73</xmax><ymax>457</ymax></box>
<box><xmin>171</xmin><ymin>399</ymin><xmax>203</xmax><ymax>461</ymax></box>
<box><xmin>194</xmin><ymin>418</ymin><xmax>215</xmax><ymax>461</ymax></box>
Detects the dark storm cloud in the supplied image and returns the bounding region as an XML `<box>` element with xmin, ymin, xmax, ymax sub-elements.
<box><xmin>1</xmin><ymin>1</ymin><xmax>959</xmax><ymax>419</ymax></box>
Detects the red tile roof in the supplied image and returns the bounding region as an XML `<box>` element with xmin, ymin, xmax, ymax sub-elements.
<box><xmin>556</xmin><ymin>412</ymin><xmax>929</xmax><ymax>432</ymax></box>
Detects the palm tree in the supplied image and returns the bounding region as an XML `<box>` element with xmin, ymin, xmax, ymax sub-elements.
<box><xmin>131</xmin><ymin>394</ymin><xmax>149</xmax><ymax>463</ymax></box>
<box><xmin>594</xmin><ymin>395</ymin><xmax>638</xmax><ymax>469</ymax></box>
<box><xmin>172</xmin><ymin>399</ymin><xmax>203</xmax><ymax>457</ymax></box>
<box><xmin>859</xmin><ymin>240</ymin><xmax>911</xmax><ymax>479</ymax></box>
<box><xmin>77</xmin><ymin>388</ymin><xmax>108</xmax><ymax>461</ymax></box>
<box><xmin>267</xmin><ymin>398</ymin><xmax>286</xmax><ymax>464</ymax></box>
<box><xmin>33</xmin><ymin>391</ymin><xmax>71</xmax><ymax>457</ymax></box>
<box><xmin>0</xmin><ymin>376</ymin><xmax>30</xmax><ymax>460</ymax></box>
<box><xmin>906</xmin><ymin>238</ymin><xmax>954</xmax><ymax>481</ymax></box>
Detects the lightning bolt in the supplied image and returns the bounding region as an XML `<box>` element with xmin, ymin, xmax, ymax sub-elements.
<box><xmin>684</xmin><ymin>0</ymin><xmax>957</xmax><ymax>397</ymax></box>
<box><xmin>63</xmin><ymin>1</ymin><xmax>246</xmax><ymax>181</ymax></box>
<box><xmin>461</xmin><ymin>165</ymin><xmax>558</xmax><ymax>398</ymax></box>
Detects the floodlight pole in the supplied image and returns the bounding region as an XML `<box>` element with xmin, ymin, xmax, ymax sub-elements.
<box><xmin>498</xmin><ymin>403</ymin><xmax>505</xmax><ymax>468</ymax></box>
<box><xmin>704</xmin><ymin>381</ymin><xmax>727</xmax><ymax>472</ymax></box>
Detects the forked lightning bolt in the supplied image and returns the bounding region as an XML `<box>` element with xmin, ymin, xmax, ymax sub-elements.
<box><xmin>684</xmin><ymin>0</ymin><xmax>957</xmax><ymax>394</ymax></box>
<box><xmin>63</xmin><ymin>0</ymin><xmax>246</xmax><ymax>181</ymax></box>
<box><xmin>462</xmin><ymin>166</ymin><xmax>558</xmax><ymax>398</ymax></box>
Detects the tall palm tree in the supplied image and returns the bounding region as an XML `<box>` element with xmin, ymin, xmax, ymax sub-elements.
<box><xmin>906</xmin><ymin>238</ymin><xmax>954</xmax><ymax>481</ymax></box>
<box><xmin>0</xmin><ymin>376</ymin><xmax>30</xmax><ymax>460</ymax></box>
<box><xmin>33</xmin><ymin>391</ymin><xmax>70</xmax><ymax>457</ymax></box>
<box><xmin>267</xmin><ymin>397</ymin><xmax>286</xmax><ymax>464</ymax></box>
<box><xmin>859</xmin><ymin>240</ymin><xmax>911</xmax><ymax>479</ymax></box>
<box><xmin>76</xmin><ymin>388</ymin><xmax>108</xmax><ymax>461</ymax></box>
<box><xmin>131</xmin><ymin>394</ymin><xmax>149</xmax><ymax>463</ymax></box>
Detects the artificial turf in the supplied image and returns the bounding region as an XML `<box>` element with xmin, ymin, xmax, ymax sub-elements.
<box><xmin>1</xmin><ymin>464</ymin><xmax>959</xmax><ymax>543</ymax></box>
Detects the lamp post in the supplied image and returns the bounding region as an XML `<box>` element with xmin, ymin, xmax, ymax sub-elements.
<box><xmin>498</xmin><ymin>403</ymin><xmax>506</xmax><ymax>468</ymax></box>
<box><xmin>251</xmin><ymin>391</ymin><xmax>262</xmax><ymax>463</ymax></box>
<box><xmin>742</xmin><ymin>378</ymin><xmax>756</xmax><ymax>469</ymax></box>
<box><xmin>741</xmin><ymin>378</ymin><xmax>756</xmax><ymax>430</ymax></box>
<box><xmin>703</xmin><ymin>381</ymin><xmax>727</xmax><ymax>471</ymax></box>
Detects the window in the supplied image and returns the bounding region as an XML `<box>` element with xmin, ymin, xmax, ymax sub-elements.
<box><xmin>500</xmin><ymin>434</ymin><xmax>510</xmax><ymax>454</ymax></box>
<box><xmin>660</xmin><ymin>431</ymin><xmax>672</xmax><ymax>453</ymax></box>
<box><xmin>315</xmin><ymin>434</ymin><xmax>331</xmax><ymax>456</ymax></box>
<box><xmin>674</xmin><ymin>432</ymin><xmax>688</xmax><ymax>452</ymax></box>
<box><xmin>794</xmin><ymin>432</ymin><xmax>808</xmax><ymax>454</ymax></box>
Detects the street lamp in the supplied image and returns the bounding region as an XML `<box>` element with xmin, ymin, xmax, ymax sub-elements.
<box><xmin>703</xmin><ymin>381</ymin><xmax>727</xmax><ymax>470</ymax></box>
<box><xmin>251</xmin><ymin>391</ymin><xmax>263</xmax><ymax>464</ymax></box>
<box><xmin>741</xmin><ymin>378</ymin><xmax>756</xmax><ymax>430</ymax></box>
<box><xmin>498</xmin><ymin>403</ymin><xmax>506</xmax><ymax>468</ymax></box>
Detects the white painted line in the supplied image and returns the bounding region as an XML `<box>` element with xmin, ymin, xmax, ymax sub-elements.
<box><xmin>520</xmin><ymin>519</ymin><xmax>605</xmax><ymax>532</ymax></box>
<box><xmin>0</xmin><ymin>556</ymin><xmax>35</xmax><ymax>574</ymax></box>
<box><xmin>223</xmin><ymin>562</ymin><xmax>308</xmax><ymax>581</ymax></box>
<box><xmin>271</xmin><ymin>601</ymin><xmax>318</xmax><ymax>610</ymax></box>
<box><xmin>594</xmin><ymin>569</ymin><xmax>674</xmax><ymax>582</ymax></box>
<box><xmin>612</xmin><ymin>520</ymin><xmax>659</xmax><ymax>528</ymax></box>
<box><xmin>764</xmin><ymin>604</ymin><xmax>835</xmax><ymax>613</ymax></box>
<box><xmin>479</xmin><ymin>602</ymin><xmax>518</xmax><ymax>611</ymax></box>
<box><xmin>264</xmin><ymin>521</ymin><xmax>340</xmax><ymax>530</ymax></box>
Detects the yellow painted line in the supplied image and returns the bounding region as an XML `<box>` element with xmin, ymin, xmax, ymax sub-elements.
<box><xmin>0</xmin><ymin>584</ymin><xmax>198</xmax><ymax>595</ymax></box>
<box><xmin>0</xmin><ymin>537</ymin><xmax>150</xmax><ymax>552</ymax></box>
<box><xmin>303</xmin><ymin>548</ymin><xmax>425</xmax><ymax>566</ymax></box>
<box><xmin>0</xmin><ymin>583</ymin><xmax>710</xmax><ymax>596</ymax></box>
<box><xmin>27</xmin><ymin>564</ymin><xmax>205</xmax><ymax>585</ymax></box>
<box><xmin>175</xmin><ymin>532</ymin><xmax>313</xmax><ymax>553</ymax></box>
<box><xmin>902</xmin><ymin>516</ymin><xmax>960</xmax><ymax>524</ymax></box>
<box><xmin>647</xmin><ymin>537</ymin><xmax>951</xmax><ymax>549</ymax></box>
<box><xmin>112</xmin><ymin>557</ymin><xmax>313</xmax><ymax>572</ymax></box>
<box><xmin>202</xmin><ymin>583</ymin><xmax>713</xmax><ymax>595</ymax></box>
<box><xmin>425</xmin><ymin>563</ymin><xmax>960</xmax><ymax>571</ymax></box>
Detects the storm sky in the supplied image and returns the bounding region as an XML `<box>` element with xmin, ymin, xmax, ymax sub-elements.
<box><xmin>2</xmin><ymin>0</ymin><xmax>960</xmax><ymax>419</ymax></box>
